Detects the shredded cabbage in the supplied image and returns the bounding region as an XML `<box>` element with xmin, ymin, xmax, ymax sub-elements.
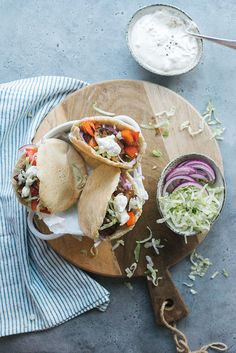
<box><xmin>112</xmin><ymin>239</ymin><xmax>124</xmax><ymax>251</ymax></box>
<box><xmin>183</xmin><ymin>282</ymin><xmax>194</xmax><ymax>288</ymax></box>
<box><xmin>92</xmin><ymin>102</ymin><xmax>115</xmax><ymax>116</ymax></box>
<box><xmin>222</xmin><ymin>269</ymin><xmax>229</xmax><ymax>278</ymax></box>
<box><xmin>211</xmin><ymin>271</ymin><xmax>219</xmax><ymax>279</ymax></box>
<box><xmin>145</xmin><ymin>255</ymin><xmax>162</xmax><ymax>286</ymax></box>
<box><xmin>141</xmin><ymin>107</ymin><xmax>174</xmax><ymax>138</ymax></box>
<box><xmin>152</xmin><ymin>149</ymin><xmax>162</xmax><ymax>158</ymax></box>
<box><xmin>190</xmin><ymin>289</ymin><xmax>197</xmax><ymax>295</ymax></box>
<box><xmin>136</xmin><ymin>226</ymin><xmax>153</xmax><ymax>244</ymax></box>
<box><xmin>155</xmin><ymin>107</ymin><xmax>175</xmax><ymax>118</ymax></box>
<box><xmin>134</xmin><ymin>242</ymin><xmax>141</xmax><ymax>262</ymax></box>
<box><xmin>125</xmin><ymin>262</ymin><xmax>137</xmax><ymax>278</ymax></box>
<box><xmin>202</xmin><ymin>100</ymin><xmax>225</xmax><ymax>140</ymax></box>
<box><xmin>100</xmin><ymin>200</ymin><xmax>118</xmax><ymax>231</ymax></box>
<box><xmin>144</xmin><ymin>238</ymin><xmax>164</xmax><ymax>255</ymax></box>
<box><xmin>157</xmin><ymin>185</ymin><xmax>224</xmax><ymax>235</ymax></box>
<box><xmin>90</xmin><ymin>240</ymin><xmax>101</xmax><ymax>257</ymax></box>
<box><xmin>189</xmin><ymin>250</ymin><xmax>212</xmax><ymax>278</ymax></box>
<box><xmin>180</xmin><ymin>119</ymin><xmax>204</xmax><ymax>137</ymax></box>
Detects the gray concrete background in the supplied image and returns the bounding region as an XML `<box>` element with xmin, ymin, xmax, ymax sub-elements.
<box><xmin>0</xmin><ymin>0</ymin><xmax>236</xmax><ymax>352</ymax></box>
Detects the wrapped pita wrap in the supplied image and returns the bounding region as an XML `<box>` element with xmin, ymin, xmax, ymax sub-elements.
<box><xmin>12</xmin><ymin>138</ymin><xmax>87</xmax><ymax>214</ymax></box>
<box><xmin>78</xmin><ymin>164</ymin><xmax>145</xmax><ymax>241</ymax></box>
<box><xmin>69</xmin><ymin>116</ymin><xmax>146</xmax><ymax>170</ymax></box>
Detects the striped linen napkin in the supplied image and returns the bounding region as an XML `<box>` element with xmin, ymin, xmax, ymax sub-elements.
<box><xmin>0</xmin><ymin>76</ymin><xmax>110</xmax><ymax>337</ymax></box>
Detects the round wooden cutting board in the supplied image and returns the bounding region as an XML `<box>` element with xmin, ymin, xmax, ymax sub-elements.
<box><xmin>33</xmin><ymin>80</ymin><xmax>223</xmax><ymax>325</ymax></box>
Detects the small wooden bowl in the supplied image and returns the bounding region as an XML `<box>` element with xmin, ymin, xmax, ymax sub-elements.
<box><xmin>156</xmin><ymin>153</ymin><xmax>226</xmax><ymax>237</ymax></box>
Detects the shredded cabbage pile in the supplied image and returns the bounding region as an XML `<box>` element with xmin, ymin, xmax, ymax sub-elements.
<box><xmin>157</xmin><ymin>185</ymin><xmax>224</xmax><ymax>234</ymax></box>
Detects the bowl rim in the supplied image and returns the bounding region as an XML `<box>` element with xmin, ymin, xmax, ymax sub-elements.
<box><xmin>156</xmin><ymin>153</ymin><xmax>226</xmax><ymax>237</ymax></box>
<box><xmin>126</xmin><ymin>3</ymin><xmax>203</xmax><ymax>76</ymax></box>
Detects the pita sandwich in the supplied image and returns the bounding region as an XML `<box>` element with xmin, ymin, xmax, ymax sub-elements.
<box><xmin>78</xmin><ymin>164</ymin><xmax>144</xmax><ymax>241</ymax></box>
<box><xmin>12</xmin><ymin>138</ymin><xmax>87</xmax><ymax>214</ymax></box>
<box><xmin>69</xmin><ymin>116</ymin><xmax>146</xmax><ymax>170</ymax></box>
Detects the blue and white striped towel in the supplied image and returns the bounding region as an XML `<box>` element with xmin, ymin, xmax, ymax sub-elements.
<box><xmin>0</xmin><ymin>76</ymin><xmax>110</xmax><ymax>337</ymax></box>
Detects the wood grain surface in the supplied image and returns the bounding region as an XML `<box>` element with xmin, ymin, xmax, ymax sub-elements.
<box><xmin>33</xmin><ymin>80</ymin><xmax>223</xmax><ymax>324</ymax></box>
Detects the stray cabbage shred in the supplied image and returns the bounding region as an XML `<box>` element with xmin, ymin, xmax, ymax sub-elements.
<box><xmin>112</xmin><ymin>239</ymin><xmax>124</xmax><ymax>251</ymax></box>
<box><xmin>125</xmin><ymin>262</ymin><xmax>137</xmax><ymax>278</ymax></box>
<box><xmin>92</xmin><ymin>102</ymin><xmax>115</xmax><ymax>116</ymax></box>
<box><xmin>189</xmin><ymin>250</ymin><xmax>212</xmax><ymax>279</ymax></box>
<box><xmin>141</xmin><ymin>107</ymin><xmax>175</xmax><ymax>137</ymax></box>
<box><xmin>157</xmin><ymin>185</ymin><xmax>224</xmax><ymax>234</ymax></box>
<box><xmin>182</xmin><ymin>250</ymin><xmax>212</xmax><ymax>294</ymax></box>
<box><xmin>202</xmin><ymin>100</ymin><xmax>225</xmax><ymax>140</ymax></box>
<box><xmin>145</xmin><ymin>256</ymin><xmax>162</xmax><ymax>287</ymax></box>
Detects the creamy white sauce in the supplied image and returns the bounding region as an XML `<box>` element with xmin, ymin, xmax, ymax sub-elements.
<box><xmin>113</xmin><ymin>193</ymin><xmax>128</xmax><ymax>213</ymax></box>
<box><xmin>129</xmin><ymin>197</ymin><xmax>141</xmax><ymax>211</ymax></box>
<box><xmin>117</xmin><ymin>210</ymin><xmax>129</xmax><ymax>226</ymax></box>
<box><xmin>95</xmin><ymin>135</ymin><xmax>121</xmax><ymax>157</ymax></box>
<box><xmin>21</xmin><ymin>186</ymin><xmax>30</xmax><ymax>198</ymax></box>
<box><xmin>19</xmin><ymin>166</ymin><xmax>38</xmax><ymax>198</ymax></box>
<box><xmin>129</xmin><ymin>7</ymin><xmax>201</xmax><ymax>75</ymax></box>
<box><xmin>113</xmin><ymin>193</ymin><xmax>129</xmax><ymax>225</ymax></box>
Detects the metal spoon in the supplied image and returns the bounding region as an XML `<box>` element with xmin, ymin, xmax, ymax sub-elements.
<box><xmin>187</xmin><ymin>31</ymin><xmax>236</xmax><ymax>50</ymax></box>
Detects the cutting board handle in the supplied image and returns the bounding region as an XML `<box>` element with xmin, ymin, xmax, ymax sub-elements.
<box><xmin>147</xmin><ymin>269</ymin><xmax>188</xmax><ymax>325</ymax></box>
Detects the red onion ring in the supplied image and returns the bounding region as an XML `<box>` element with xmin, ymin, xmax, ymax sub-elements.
<box><xmin>163</xmin><ymin>175</ymin><xmax>195</xmax><ymax>195</ymax></box>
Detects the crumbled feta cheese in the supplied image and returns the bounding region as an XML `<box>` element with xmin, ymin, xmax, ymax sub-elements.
<box><xmin>117</xmin><ymin>210</ymin><xmax>129</xmax><ymax>225</ymax></box>
<box><xmin>21</xmin><ymin>186</ymin><xmax>30</xmax><ymax>198</ymax></box>
<box><xmin>129</xmin><ymin>197</ymin><xmax>141</xmax><ymax>211</ymax></box>
<box><xmin>113</xmin><ymin>194</ymin><xmax>128</xmax><ymax>213</ymax></box>
<box><xmin>95</xmin><ymin>135</ymin><xmax>121</xmax><ymax>156</ymax></box>
<box><xmin>25</xmin><ymin>176</ymin><xmax>36</xmax><ymax>186</ymax></box>
<box><xmin>24</xmin><ymin>166</ymin><xmax>38</xmax><ymax>186</ymax></box>
<box><xmin>113</xmin><ymin>194</ymin><xmax>129</xmax><ymax>225</ymax></box>
<box><xmin>17</xmin><ymin>172</ymin><xmax>26</xmax><ymax>185</ymax></box>
<box><xmin>25</xmin><ymin>166</ymin><xmax>38</xmax><ymax>177</ymax></box>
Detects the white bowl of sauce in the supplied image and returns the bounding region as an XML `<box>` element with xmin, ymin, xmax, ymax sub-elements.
<box><xmin>127</xmin><ymin>4</ymin><xmax>203</xmax><ymax>76</ymax></box>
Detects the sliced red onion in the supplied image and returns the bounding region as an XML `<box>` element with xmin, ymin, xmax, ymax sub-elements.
<box><xmin>177</xmin><ymin>161</ymin><xmax>189</xmax><ymax>167</ymax></box>
<box><xmin>163</xmin><ymin>175</ymin><xmax>195</xmax><ymax>195</ymax></box>
<box><xmin>183</xmin><ymin>160</ymin><xmax>215</xmax><ymax>181</ymax></box>
<box><xmin>173</xmin><ymin>181</ymin><xmax>208</xmax><ymax>193</ymax></box>
<box><xmin>104</xmin><ymin>125</ymin><xmax>118</xmax><ymax>135</ymax></box>
<box><xmin>162</xmin><ymin>158</ymin><xmax>216</xmax><ymax>197</ymax></box>
<box><xmin>18</xmin><ymin>144</ymin><xmax>37</xmax><ymax>152</ymax></box>
<box><xmin>165</xmin><ymin>166</ymin><xmax>196</xmax><ymax>182</ymax></box>
<box><xmin>120</xmin><ymin>173</ymin><xmax>132</xmax><ymax>190</ymax></box>
<box><xmin>190</xmin><ymin>173</ymin><xmax>208</xmax><ymax>182</ymax></box>
<box><xmin>82</xmin><ymin>132</ymin><xmax>91</xmax><ymax>144</ymax></box>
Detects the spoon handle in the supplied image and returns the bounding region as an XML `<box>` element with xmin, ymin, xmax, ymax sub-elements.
<box><xmin>187</xmin><ymin>31</ymin><xmax>236</xmax><ymax>50</ymax></box>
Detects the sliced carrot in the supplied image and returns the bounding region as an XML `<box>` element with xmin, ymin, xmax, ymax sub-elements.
<box><xmin>127</xmin><ymin>211</ymin><xmax>135</xmax><ymax>227</ymax></box>
<box><xmin>88</xmin><ymin>137</ymin><xmax>98</xmax><ymax>148</ymax></box>
<box><xmin>94</xmin><ymin>122</ymin><xmax>101</xmax><ymax>129</ymax></box>
<box><xmin>31</xmin><ymin>200</ymin><xmax>38</xmax><ymax>211</ymax></box>
<box><xmin>132</xmin><ymin>131</ymin><xmax>140</xmax><ymax>142</ymax></box>
<box><xmin>124</xmin><ymin>146</ymin><xmax>138</xmax><ymax>158</ymax></box>
<box><xmin>121</xmin><ymin>129</ymin><xmax>134</xmax><ymax>145</ymax></box>
<box><xmin>80</xmin><ymin>121</ymin><xmax>95</xmax><ymax>136</ymax></box>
